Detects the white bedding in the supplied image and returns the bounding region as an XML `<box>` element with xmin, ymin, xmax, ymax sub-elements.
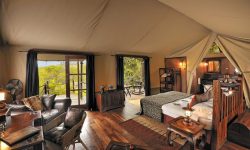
<box><xmin>162</xmin><ymin>98</ymin><xmax>213</xmax><ymax>130</ymax></box>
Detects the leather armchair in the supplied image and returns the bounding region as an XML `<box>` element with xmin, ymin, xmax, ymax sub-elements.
<box><xmin>7</xmin><ymin>98</ymin><xmax>72</xmax><ymax>126</ymax></box>
<box><xmin>44</xmin><ymin>108</ymin><xmax>88</xmax><ymax>150</ymax></box>
<box><xmin>42</xmin><ymin>98</ymin><xmax>71</xmax><ymax>124</ymax></box>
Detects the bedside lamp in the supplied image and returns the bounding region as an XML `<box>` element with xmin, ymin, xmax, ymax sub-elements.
<box><xmin>0</xmin><ymin>92</ymin><xmax>7</xmax><ymax>112</ymax></box>
<box><xmin>183</xmin><ymin>106</ymin><xmax>193</xmax><ymax>126</ymax></box>
<box><xmin>0</xmin><ymin>92</ymin><xmax>7</xmax><ymax>131</ymax></box>
<box><xmin>0</xmin><ymin>92</ymin><xmax>4</xmax><ymax>101</ymax></box>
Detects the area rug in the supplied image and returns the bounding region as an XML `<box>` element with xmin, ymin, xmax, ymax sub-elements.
<box><xmin>120</xmin><ymin>115</ymin><xmax>187</xmax><ymax>150</ymax></box>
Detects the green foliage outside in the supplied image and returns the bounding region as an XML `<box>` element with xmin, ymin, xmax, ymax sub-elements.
<box><xmin>38</xmin><ymin>61</ymin><xmax>86</xmax><ymax>96</ymax></box>
<box><xmin>124</xmin><ymin>57</ymin><xmax>144</xmax><ymax>86</ymax></box>
<box><xmin>208</xmin><ymin>42</ymin><xmax>221</xmax><ymax>54</ymax></box>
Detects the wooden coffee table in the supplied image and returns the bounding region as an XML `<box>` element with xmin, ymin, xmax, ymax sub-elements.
<box><xmin>167</xmin><ymin>116</ymin><xmax>205</xmax><ymax>150</ymax></box>
<box><xmin>0</xmin><ymin>111</ymin><xmax>44</xmax><ymax>150</ymax></box>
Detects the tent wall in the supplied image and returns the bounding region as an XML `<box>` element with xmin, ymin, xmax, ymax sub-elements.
<box><xmin>0</xmin><ymin>49</ymin><xmax>7</xmax><ymax>87</ymax></box>
<box><xmin>0</xmin><ymin>47</ymin><xmax>27</xmax><ymax>89</ymax></box>
<box><xmin>0</xmin><ymin>46</ymin><xmax>166</xmax><ymax>95</ymax></box>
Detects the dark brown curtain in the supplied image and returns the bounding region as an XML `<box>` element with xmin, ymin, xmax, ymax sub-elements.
<box><xmin>86</xmin><ymin>55</ymin><xmax>96</xmax><ymax>110</ymax></box>
<box><xmin>25</xmin><ymin>50</ymin><xmax>39</xmax><ymax>97</ymax></box>
<box><xmin>116</xmin><ymin>55</ymin><xmax>124</xmax><ymax>90</ymax></box>
<box><xmin>144</xmin><ymin>57</ymin><xmax>151</xmax><ymax>96</ymax></box>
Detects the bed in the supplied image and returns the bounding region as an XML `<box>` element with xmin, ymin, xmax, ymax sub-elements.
<box><xmin>140</xmin><ymin>91</ymin><xmax>190</xmax><ymax>121</ymax></box>
<box><xmin>162</xmin><ymin>80</ymin><xmax>244</xmax><ymax>149</ymax></box>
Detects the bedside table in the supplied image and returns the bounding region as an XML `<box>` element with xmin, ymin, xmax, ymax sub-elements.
<box><xmin>167</xmin><ymin>116</ymin><xmax>206</xmax><ymax>149</ymax></box>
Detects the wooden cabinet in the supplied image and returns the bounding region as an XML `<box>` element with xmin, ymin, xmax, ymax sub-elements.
<box><xmin>96</xmin><ymin>90</ymin><xmax>125</xmax><ymax>112</ymax></box>
<box><xmin>159</xmin><ymin>68</ymin><xmax>182</xmax><ymax>93</ymax></box>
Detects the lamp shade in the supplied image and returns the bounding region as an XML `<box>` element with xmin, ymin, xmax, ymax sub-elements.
<box><xmin>0</xmin><ymin>92</ymin><xmax>5</xmax><ymax>101</ymax></box>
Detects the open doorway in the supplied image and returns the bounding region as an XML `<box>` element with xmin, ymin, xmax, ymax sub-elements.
<box><xmin>123</xmin><ymin>57</ymin><xmax>145</xmax><ymax>107</ymax></box>
<box><xmin>38</xmin><ymin>54</ymin><xmax>87</xmax><ymax>107</ymax></box>
<box><xmin>191</xmin><ymin>43</ymin><xmax>240</xmax><ymax>94</ymax></box>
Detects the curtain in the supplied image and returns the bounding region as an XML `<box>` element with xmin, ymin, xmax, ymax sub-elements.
<box><xmin>86</xmin><ymin>55</ymin><xmax>96</xmax><ymax>110</ymax></box>
<box><xmin>25</xmin><ymin>50</ymin><xmax>39</xmax><ymax>97</ymax></box>
<box><xmin>144</xmin><ymin>57</ymin><xmax>151</xmax><ymax>96</ymax></box>
<box><xmin>116</xmin><ymin>55</ymin><xmax>124</xmax><ymax>90</ymax></box>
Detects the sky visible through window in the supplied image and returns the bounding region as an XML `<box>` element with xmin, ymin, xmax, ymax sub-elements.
<box><xmin>38</xmin><ymin>61</ymin><xmax>65</xmax><ymax>67</ymax></box>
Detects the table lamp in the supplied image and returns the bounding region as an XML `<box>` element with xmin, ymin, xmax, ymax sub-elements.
<box><xmin>0</xmin><ymin>92</ymin><xmax>7</xmax><ymax>112</ymax></box>
<box><xmin>183</xmin><ymin>107</ymin><xmax>193</xmax><ymax>126</ymax></box>
<box><xmin>0</xmin><ymin>92</ymin><xmax>7</xmax><ymax>131</ymax></box>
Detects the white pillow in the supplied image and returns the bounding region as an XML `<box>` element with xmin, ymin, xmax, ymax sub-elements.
<box><xmin>179</xmin><ymin>96</ymin><xmax>193</xmax><ymax>107</ymax></box>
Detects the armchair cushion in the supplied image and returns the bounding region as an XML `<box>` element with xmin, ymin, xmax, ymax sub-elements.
<box><xmin>42</xmin><ymin>109</ymin><xmax>60</xmax><ymax>124</ymax></box>
<box><xmin>64</xmin><ymin>107</ymin><xmax>84</xmax><ymax>129</ymax></box>
<box><xmin>41</xmin><ymin>94</ymin><xmax>56</xmax><ymax>110</ymax></box>
<box><xmin>44</xmin><ymin>125</ymin><xmax>69</xmax><ymax>144</ymax></box>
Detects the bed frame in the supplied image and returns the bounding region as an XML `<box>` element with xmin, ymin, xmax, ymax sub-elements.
<box><xmin>211</xmin><ymin>80</ymin><xmax>244</xmax><ymax>150</ymax></box>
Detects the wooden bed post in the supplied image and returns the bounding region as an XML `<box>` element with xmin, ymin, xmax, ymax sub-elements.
<box><xmin>211</xmin><ymin>80</ymin><xmax>225</xmax><ymax>150</ymax></box>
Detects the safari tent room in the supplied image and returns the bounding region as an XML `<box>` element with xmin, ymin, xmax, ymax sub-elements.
<box><xmin>0</xmin><ymin>0</ymin><xmax>250</xmax><ymax>150</ymax></box>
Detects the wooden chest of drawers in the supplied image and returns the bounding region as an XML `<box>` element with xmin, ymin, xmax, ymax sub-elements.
<box><xmin>96</xmin><ymin>90</ymin><xmax>125</xmax><ymax>112</ymax></box>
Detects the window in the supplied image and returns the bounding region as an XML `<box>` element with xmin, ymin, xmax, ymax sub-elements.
<box><xmin>207</xmin><ymin>60</ymin><xmax>220</xmax><ymax>72</ymax></box>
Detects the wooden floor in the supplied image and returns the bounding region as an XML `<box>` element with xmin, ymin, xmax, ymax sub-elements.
<box><xmin>70</xmin><ymin>99</ymin><xmax>248</xmax><ymax>150</ymax></box>
<box><xmin>71</xmin><ymin>99</ymin><xmax>145</xmax><ymax>150</ymax></box>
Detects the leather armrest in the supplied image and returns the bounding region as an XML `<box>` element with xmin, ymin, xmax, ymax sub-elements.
<box><xmin>43</xmin><ymin>112</ymin><xmax>67</xmax><ymax>132</ymax></box>
<box><xmin>53</xmin><ymin>98</ymin><xmax>72</xmax><ymax>113</ymax></box>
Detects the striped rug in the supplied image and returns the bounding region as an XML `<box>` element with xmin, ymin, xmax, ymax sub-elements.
<box><xmin>120</xmin><ymin>115</ymin><xmax>187</xmax><ymax>150</ymax></box>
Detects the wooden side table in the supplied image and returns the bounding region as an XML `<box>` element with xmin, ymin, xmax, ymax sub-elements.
<box><xmin>167</xmin><ymin>116</ymin><xmax>206</xmax><ymax>150</ymax></box>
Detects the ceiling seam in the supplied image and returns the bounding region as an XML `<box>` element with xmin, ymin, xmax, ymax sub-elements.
<box><xmin>82</xmin><ymin>0</ymin><xmax>111</xmax><ymax>50</ymax></box>
<box><xmin>129</xmin><ymin>11</ymin><xmax>170</xmax><ymax>51</ymax></box>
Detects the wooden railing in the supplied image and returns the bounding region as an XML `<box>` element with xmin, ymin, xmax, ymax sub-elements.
<box><xmin>211</xmin><ymin>80</ymin><xmax>244</xmax><ymax>150</ymax></box>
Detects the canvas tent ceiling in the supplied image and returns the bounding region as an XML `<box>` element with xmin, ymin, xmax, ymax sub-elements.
<box><xmin>0</xmin><ymin>0</ymin><xmax>209</xmax><ymax>53</ymax></box>
<box><xmin>159</xmin><ymin>0</ymin><xmax>250</xmax><ymax>39</ymax></box>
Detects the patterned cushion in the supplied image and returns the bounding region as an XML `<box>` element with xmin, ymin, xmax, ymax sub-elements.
<box><xmin>41</xmin><ymin>94</ymin><xmax>56</xmax><ymax>110</ymax></box>
<box><xmin>195</xmin><ymin>89</ymin><xmax>213</xmax><ymax>104</ymax></box>
<box><xmin>22</xmin><ymin>95</ymin><xmax>44</xmax><ymax>111</ymax></box>
<box><xmin>64</xmin><ymin>108</ymin><xmax>84</xmax><ymax>129</ymax></box>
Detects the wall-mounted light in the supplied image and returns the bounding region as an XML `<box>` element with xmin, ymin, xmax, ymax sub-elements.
<box><xmin>179</xmin><ymin>60</ymin><xmax>186</xmax><ymax>69</ymax></box>
<box><xmin>204</xmin><ymin>62</ymin><xmax>208</xmax><ymax>66</ymax></box>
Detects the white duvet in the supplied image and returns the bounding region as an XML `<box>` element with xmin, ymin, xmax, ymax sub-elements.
<box><xmin>162</xmin><ymin>98</ymin><xmax>213</xmax><ymax>130</ymax></box>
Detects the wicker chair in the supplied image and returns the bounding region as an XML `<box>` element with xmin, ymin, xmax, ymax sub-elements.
<box><xmin>44</xmin><ymin>108</ymin><xmax>88</xmax><ymax>150</ymax></box>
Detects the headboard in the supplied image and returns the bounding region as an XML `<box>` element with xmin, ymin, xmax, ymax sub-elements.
<box><xmin>211</xmin><ymin>80</ymin><xmax>244</xmax><ymax>150</ymax></box>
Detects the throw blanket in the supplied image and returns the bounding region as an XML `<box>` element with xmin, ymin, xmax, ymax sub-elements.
<box><xmin>140</xmin><ymin>91</ymin><xmax>190</xmax><ymax>121</ymax></box>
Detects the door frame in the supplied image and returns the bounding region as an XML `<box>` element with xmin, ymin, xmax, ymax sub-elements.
<box><xmin>65</xmin><ymin>55</ymin><xmax>87</xmax><ymax>107</ymax></box>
